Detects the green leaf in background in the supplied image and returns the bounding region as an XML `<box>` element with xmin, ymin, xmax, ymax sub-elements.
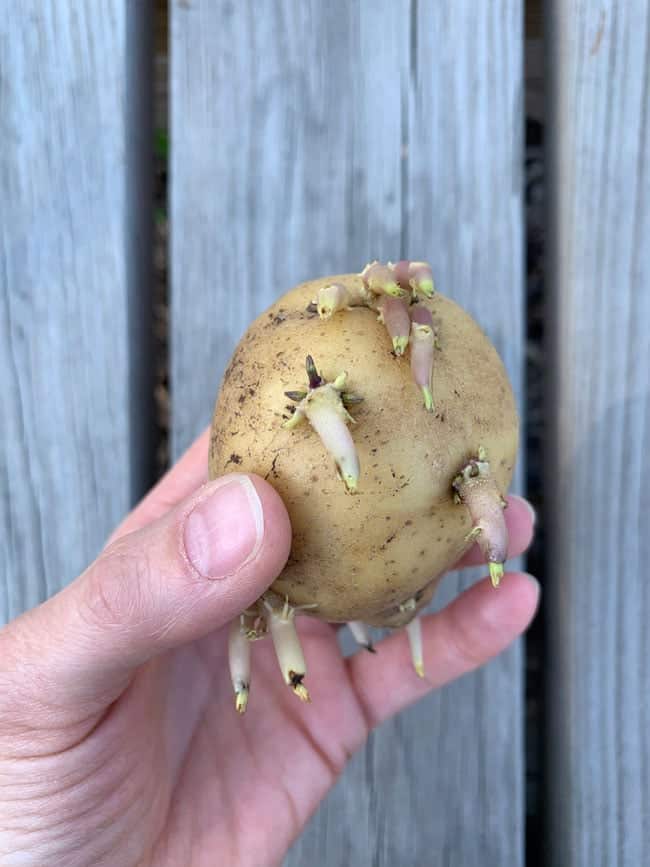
<box><xmin>155</xmin><ymin>129</ymin><xmax>168</xmax><ymax>161</ymax></box>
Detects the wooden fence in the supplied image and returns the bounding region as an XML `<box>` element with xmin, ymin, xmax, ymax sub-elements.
<box><xmin>1</xmin><ymin>2</ymin><xmax>649</xmax><ymax>865</ymax></box>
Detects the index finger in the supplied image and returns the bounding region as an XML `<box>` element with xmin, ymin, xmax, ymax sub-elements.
<box><xmin>349</xmin><ymin>571</ymin><xmax>540</xmax><ymax>730</ymax></box>
<box><xmin>106</xmin><ymin>427</ymin><xmax>210</xmax><ymax>545</ymax></box>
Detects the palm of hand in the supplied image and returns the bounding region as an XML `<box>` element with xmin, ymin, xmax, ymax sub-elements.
<box><xmin>0</xmin><ymin>431</ymin><xmax>536</xmax><ymax>867</ymax></box>
<box><xmin>150</xmin><ymin>621</ymin><xmax>360</xmax><ymax>866</ymax></box>
<box><xmin>52</xmin><ymin>620</ymin><xmax>363</xmax><ymax>867</ymax></box>
<box><xmin>53</xmin><ymin>571</ymin><xmax>529</xmax><ymax>867</ymax></box>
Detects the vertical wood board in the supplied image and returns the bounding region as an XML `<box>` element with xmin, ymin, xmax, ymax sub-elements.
<box><xmin>546</xmin><ymin>2</ymin><xmax>650</xmax><ymax>864</ymax></box>
<box><xmin>0</xmin><ymin>3</ymin><xmax>153</xmax><ymax>622</ymax></box>
<box><xmin>170</xmin><ymin>2</ymin><xmax>525</xmax><ymax>864</ymax></box>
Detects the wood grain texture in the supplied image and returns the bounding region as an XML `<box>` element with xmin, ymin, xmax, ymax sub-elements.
<box><xmin>170</xmin><ymin>2</ymin><xmax>524</xmax><ymax>864</ymax></box>
<box><xmin>170</xmin><ymin>0</ymin><xmax>405</xmax><ymax>457</ymax></box>
<box><xmin>0</xmin><ymin>3</ymin><xmax>153</xmax><ymax>623</ymax></box>
<box><xmin>546</xmin><ymin>2</ymin><xmax>650</xmax><ymax>864</ymax></box>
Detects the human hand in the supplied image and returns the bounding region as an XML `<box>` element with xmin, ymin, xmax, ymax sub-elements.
<box><xmin>0</xmin><ymin>429</ymin><xmax>538</xmax><ymax>867</ymax></box>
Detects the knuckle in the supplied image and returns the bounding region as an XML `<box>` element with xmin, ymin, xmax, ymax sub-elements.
<box><xmin>80</xmin><ymin>541</ymin><xmax>153</xmax><ymax>635</ymax></box>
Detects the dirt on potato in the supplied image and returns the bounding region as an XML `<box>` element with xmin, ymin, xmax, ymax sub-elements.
<box><xmin>209</xmin><ymin>273</ymin><xmax>518</xmax><ymax>628</ymax></box>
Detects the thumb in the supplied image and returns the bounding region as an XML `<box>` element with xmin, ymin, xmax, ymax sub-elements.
<box><xmin>2</xmin><ymin>474</ymin><xmax>291</xmax><ymax>709</ymax></box>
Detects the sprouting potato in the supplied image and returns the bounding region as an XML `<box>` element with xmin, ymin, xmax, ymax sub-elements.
<box><xmin>209</xmin><ymin>261</ymin><xmax>518</xmax><ymax>712</ymax></box>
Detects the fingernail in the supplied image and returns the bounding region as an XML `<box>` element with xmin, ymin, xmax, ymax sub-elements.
<box><xmin>510</xmin><ymin>494</ymin><xmax>537</xmax><ymax>527</ymax></box>
<box><xmin>183</xmin><ymin>476</ymin><xmax>264</xmax><ymax>579</ymax></box>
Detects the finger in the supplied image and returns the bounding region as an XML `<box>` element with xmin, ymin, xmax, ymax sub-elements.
<box><xmin>348</xmin><ymin>571</ymin><xmax>539</xmax><ymax>730</ymax></box>
<box><xmin>3</xmin><ymin>474</ymin><xmax>291</xmax><ymax>709</ymax></box>
<box><xmin>107</xmin><ymin>428</ymin><xmax>211</xmax><ymax>545</ymax></box>
<box><xmin>453</xmin><ymin>494</ymin><xmax>535</xmax><ymax>570</ymax></box>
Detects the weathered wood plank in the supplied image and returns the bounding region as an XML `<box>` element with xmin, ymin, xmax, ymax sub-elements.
<box><xmin>170</xmin><ymin>2</ymin><xmax>524</xmax><ymax>864</ymax></box>
<box><xmin>546</xmin><ymin>3</ymin><xmax>650</xmax><ymax>864</ymax></box>
<box><xmin>0</xmin><ymin>4</ymin><xmax>154</xmax><ymax>623</ymax></box>
<box><xmin>170</xmin><ymin>0</ymin><xmax>406</xmax><ymax>458</ymax></box>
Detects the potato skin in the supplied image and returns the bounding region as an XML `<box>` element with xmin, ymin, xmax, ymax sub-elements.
<box><xmin>209</xmin><ymin>274</ymin><xmax>518</xmax><ymax>627</ymax></box>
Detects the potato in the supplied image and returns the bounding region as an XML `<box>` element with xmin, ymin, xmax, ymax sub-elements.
<box><xmin>209</xmin><ymin>262</ymin><xmax>518</xmax><ymax>708</ymax></box>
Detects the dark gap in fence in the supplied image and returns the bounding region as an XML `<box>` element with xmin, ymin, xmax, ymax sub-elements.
<box><xmin>524</xmin><ymin>2</ymin><xmax>546</xmax><ymax>864</ymax></box>
<box><xmin>126</xmin><ymin>0</ymin><xmax>157</xmax><ymax>500</ymax></box>
<box><xmin>153</xmin><ymin>0</ymin><xmax>170</xmax><ymax>478</ymax></box>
